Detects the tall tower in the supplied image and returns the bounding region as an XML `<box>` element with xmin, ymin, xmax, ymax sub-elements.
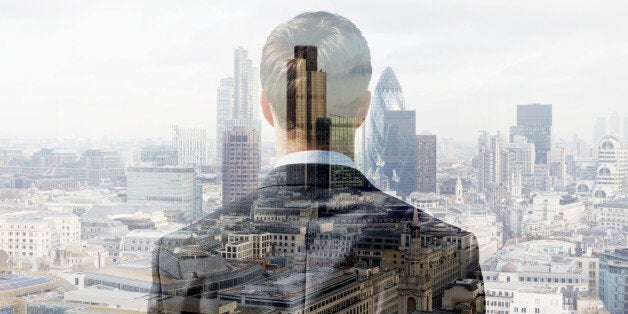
<box><xmin>398</xmin><ymin>207</ymin><xmax>433</xmax><ymax>313</ymax></box>
<box><xmin>220</xmin><ymin>47</ymin><xmax>261</xmax><ymax>183</ymax></box>
<box><xmin>222</xmin><ymin>126</ymin><xmax>259</xmax><ymax>203</ymax></box>
<box><xmin>233</xmin><ymin>47</ymin><xmax>258</xmax><ymax>121</ymax></box>
<box><xmin>364</xmin><ymin>67</ymin><xmax>406</xmax><ymax>178</ymax></box>
<box><xmin>286</xmin><ymin>45</ymin><xmax>326</xmax><ymax>151</ymax></box>
<box><xmin>510</xmin><ymin>104</ymin><xmax>552</xmax><ymax>164</ymax></box>
<box><xmin>216</xmin><ymin>77</ymin><xmax>234</xmax><ymax>166</ymax></box>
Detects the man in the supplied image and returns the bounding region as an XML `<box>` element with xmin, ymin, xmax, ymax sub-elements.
<box><xmin>150</xmin><ymin>11</ymin><xmax>484</xmax><ymax>313</ymax></box>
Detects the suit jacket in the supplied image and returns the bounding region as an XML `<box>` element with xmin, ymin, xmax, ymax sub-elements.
<box><xmin>149</xmin><ymin>164</ymin><xmax>484</xmax><ymax>313</ymax></box>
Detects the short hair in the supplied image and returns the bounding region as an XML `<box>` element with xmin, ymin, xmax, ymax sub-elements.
<box><xmin>261</xmin><ymin>11</ymin><xmax>372</xmax><ymax>128</ymax></box>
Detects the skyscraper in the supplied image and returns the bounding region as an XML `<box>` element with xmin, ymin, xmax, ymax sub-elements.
<box><xmin>416</xmin><ymin>132</ymin><xmax>437</xmax><ymax>193</ymax></box>
<box><xmin>233</xmin><ymin>47</ymin><xmax>259</xmax><ymax>121</ymax></box>
<box><xmin>382</xmin><ymin>110</ymin><xmax>417</xmax><ymax>198</ymax></box>
<box><xmin>222</xmin><ymin>126</ymin><xmax>259</xmax><ymax>204</ymax></box>
<box><xmin>172</xmin><ymin>125</ymin><xmax>207</xmax><ymax>166</ymax></box>
<box><xmin>216</xmin><ymin>77</ymin><xmax>234</xmax><ymax>166</ymax></box>
<box><xmin>478</xmin><ymin>132</ymin><xmax>508</xmax><ymax>193</ymax></box>
<box><xmin>510</xmin><ymin>104</ymin><xmax>552</xmax><ymax>164</ymax></box>
<box><xmin>364</xmin><ymin>67</ymin><xmax>406</xmax><ymax>177</ymax></box>
<box><xmin>286</xmin><ymin>45</ymin><xmax>326</xmax><ymax>151</ymax></box>
<box><xmin>219</xmin><ymin>47</ymin><xmax>261</xmax><ymax>179</ymax></box>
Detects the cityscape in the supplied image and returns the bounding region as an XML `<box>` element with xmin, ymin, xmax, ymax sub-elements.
<box><xmin>1</xmin><ymin>4</ymin><xmax>628</xmax><ymax>314</ymax></box>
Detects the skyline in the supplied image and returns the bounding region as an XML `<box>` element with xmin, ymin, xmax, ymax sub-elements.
<box><xmin>2</xmin><ymin>1</ymin><xmax>628</xmax><ymax>142</ymax></box>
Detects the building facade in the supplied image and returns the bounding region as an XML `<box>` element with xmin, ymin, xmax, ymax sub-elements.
<box><xmin>221</xmin><ymin>126</ymin><xmax>259</xmax><ymax>204</ymax></box>
<box><xmin>126</xmin><ymin>166</ymin><xmax>201</xmax><ymax>221</ymax></box>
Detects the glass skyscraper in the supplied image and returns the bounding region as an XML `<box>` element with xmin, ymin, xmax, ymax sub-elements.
<box><xmin>510</xmin><ymin>104</ymin><xmax>552</xmax><ymax>164</ymax></box>
<box><xmin>364</xmin><ymin>67</ymin><xmax>406</xmax><ymax>177</ymax></box>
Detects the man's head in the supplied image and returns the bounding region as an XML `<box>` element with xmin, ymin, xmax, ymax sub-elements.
<box><xmin>260</xmin><ymin>11</ymin><xmax>372</xmax><ymax>130</ymax></box>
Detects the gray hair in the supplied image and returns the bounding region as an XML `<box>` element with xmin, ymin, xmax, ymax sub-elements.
<box><xmin>260</xmin><ymin>11</ymin><xmax>372</xmax><ymax>128</ymax></box>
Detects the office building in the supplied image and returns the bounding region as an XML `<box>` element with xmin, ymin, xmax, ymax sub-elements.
<box><xmin>286</xmin><ymin>45</ymin><xmax>326</xmax><ymax>151</ymax></box>
<box><xmin>0</xmin><ymin>211</ymin><xmax>81</xmax><ymax>259</ymax></box>
<box><xmin>216</xmin><ymin>77</ymin><xmax>234</xmax><ymax>167</ymax></box>
<box><xmin>218</xmin><ymin>48</ymin><xmax>261</xmax><ymax>178</ymax></box>
<box><xmin>233</xmin><ymin>47</ymin><xmax>259</xmax><ymax>121</ymax></box>
<box><xmin>127</xmin><ymin>166</ymin><xmax>202</xmax><ymax>221</ymax></box>
<box><xmin>140</xmin><ymin>145</ymin><xmax>178</xmax><ymax>166</ymax></box>
<box><xmin>381</xmin><ymin>110</ymin><xmax>417</xmax><ymax>197</ymax></box>
<box><xmin>172</xmin><ymin>125</ymin><xmax>207</xmax><ymax>166</ymax></box>
<box><xmin>478</xmin><ymin>132</ymin><xmax>508</xmax><ymax>193</ymax></box>
<box><xmin>598</xmin><ymin>249</ymin><xmax>627</xmax><ymax>314</ymax></box>
<box><xmin>510</xmin><ymin>104</ymin><xmax>552</xmax><ymax>164</ymax></box>
<box><xmin>222</xmin><ymin>126</ymin><xmax>259</xmax><ymax>204</ymax></box>
<box><xmin>506</xmin><ymin>135</ymin><xmax>535</xmax><ymax>179</ymax></box>
<box><xmin>416</xmin><ymin>132</ymin><xmax>437</xmax><ymax>193</ymax></box>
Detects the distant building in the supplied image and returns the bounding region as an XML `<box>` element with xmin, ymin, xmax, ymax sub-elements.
<box><xmin>0</xmin><ymin>211</ymin><xmax>81</xmax><ymax>259</ymax></box>
<box><xmin>510</xmin><ymin>104</ymin><xmax>552</xmax><ymax>164</ymax></box>
<box><xmin>594</xmin><ymin>199</ymin><xmax>628</xmax><ymax>229</ymax></box>
<box><xmin>594</xmin><ymin>117</ymin><xmax>606</xmax><ymax>147</ymax></box>
<box><xmin>126</xmin><ymin>166</ymin><xmax>202</xmax><ymax>221</ymax></box>
<box><xmin>507</xmin><ymin>135</ymin><xmax>535</xmax><ymax>176</ymax></box>
<box><xmin>216</xmin><ymin>77</ymin><xmax>234</xmax><ymax>168</ymax></box>
<box><xmin>381</xmin><ymin>110</ymin><xmax>417</xmax><ymax>198</ymax></box>
<box><xmin>140</xmin><ymin>145</ymin><xmax>178</xmax><ymax>166</ymax></box>
<box><xmin>416</xmin><ymin>133</ymin><xmax>437</xmax><ymax>193</ymax></box>
<box><xmin>364</xmin><ymin>67</ymin><xmax>407</xmax><ymax>179</ymax></box>
<box><xmin>592</xmin><ymin>135</ymin><xmax>628</xmax><ymax>198</ymax></box>
<box><xmin>1</xmin><ymin>149</ymin><xmax>125</xmax><ymax>187</ymax></box>
<box><xmin>221</xmin><ymin>126</ymin><xmax>259</xmax><ymax>204</ymax></box>
<box><xmin>478</xmin><ymin>132</ymin><xmax>508</xmax><ymax>193</ymax></box>
<box><xmin>172</xmin><ymin>125</ymin><xmax>207</xmax><ymax>166</ymax></box>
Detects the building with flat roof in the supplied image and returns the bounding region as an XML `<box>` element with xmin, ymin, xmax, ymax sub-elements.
<box><xmin>127</xmin><ymin>166</ymin><xmax>202</xmax><ymax>221</ymax></box>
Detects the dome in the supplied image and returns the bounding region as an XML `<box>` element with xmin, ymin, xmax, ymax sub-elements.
<box><xmin>599</xmin><ymin>135</ymin><xmax>622</xmax><ymax>150</ymax></box>
<box><xmin>501</xmin><ymin>262</ymin><xmax>518</xmax><ymax>273</ymax></box>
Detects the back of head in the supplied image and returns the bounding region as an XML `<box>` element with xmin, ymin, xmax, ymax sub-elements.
<box><xmin>261</xmin><ymin>11</ymin><xmax>372</xmax><ymax>128</ymax></box>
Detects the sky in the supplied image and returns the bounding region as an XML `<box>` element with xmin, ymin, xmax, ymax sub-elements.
<box><xmin>1</xmin><ymin>0</ymin><xmax>628</xmax><ymax>143</ymax></box>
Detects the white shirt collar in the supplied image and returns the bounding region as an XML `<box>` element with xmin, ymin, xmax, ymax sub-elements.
<box><xmin>274</xmin><ymin>150</ymin><xmax>357</xmax><ymax>169</ymax></box>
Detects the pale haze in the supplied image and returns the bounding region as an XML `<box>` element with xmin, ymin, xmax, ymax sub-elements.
<box><xmin>1</xmin><ymin>0</ymin><xmax>627</xmax><ymax>142</ymax></box>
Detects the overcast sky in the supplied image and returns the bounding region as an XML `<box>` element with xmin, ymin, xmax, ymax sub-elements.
<box><xmin>1</xmin><ymin>0</ymin><xmax>627</xmax><ymax>143</ymax></box>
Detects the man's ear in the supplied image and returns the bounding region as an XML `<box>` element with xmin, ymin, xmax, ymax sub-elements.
<box><xmin>261</xmin><ymin>91</ymin><xmax>274</xmax><ymax>127</ymax></box>
<box><xmin>356</xmin><ymin>91</ymin><xmax>371</xmax><ymax>128</ymax></box>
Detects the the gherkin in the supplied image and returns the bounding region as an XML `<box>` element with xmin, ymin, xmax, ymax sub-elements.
<box><xmin>364</xmin><ymin>67</ymin><xmax>406</xmax><ymax>177</ymax></box>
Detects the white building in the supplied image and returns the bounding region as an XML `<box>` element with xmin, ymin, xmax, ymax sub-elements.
<box><xmin>482</xmin><ymin>240</ymin><xmax>599</xmax><ymax>314</ymax></box>
<box><xmin>507</xmin><ymin>135</ymin><xmax>536</xmax><ymax>178</ymax></box>
<box><xmin>0</xmin><ymin>210</ymin><xmax>80</xmax><ymax>259</ymax></box>
<box><xmin>119</xmin><ymin>228</ymin><xmax>175</xmax><ymax>257</ymax></box>
<box><xmin>592</xmin><ymin>135</ymin><xmax>628</xmax><ymax>198</ymax></box>
<box><xmin>594</xmin><ymin>199</ymin><xmax>628</xmax><ymax>230</ymax></box>
<box><xmin>126</xmin><ymin>166</ymin><xmax>202</xmax><ymax>221</ymax></box>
